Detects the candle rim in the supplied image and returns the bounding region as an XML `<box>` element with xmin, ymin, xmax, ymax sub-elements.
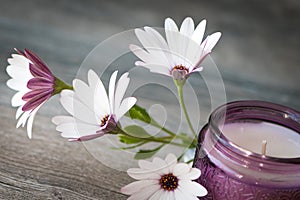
<box><xmin>208</xmin><ymin>100</ymin><xmax>300</xmax><ymax>164</ymax></box>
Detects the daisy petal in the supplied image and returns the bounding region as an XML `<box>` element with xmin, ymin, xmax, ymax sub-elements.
<box><xmin>142</xmin><ymin>64</ymin><xmax>171</xmax><ymax>76</ymax></box>
<box><xmin>56</xmin><ymin>121</ymin><xmax>99</xmax><ymax>138</ymax></box>
<box><xmin>121</xmin><ymin>180</ymin><xmax>157</xmax><ymax>195</ymax></box>
<box><xmin>144</xmin><ymin>27</ymin><xmax>169</xmax><ymax>50</ymax></box>
<box><xmin>178</xmin><ymin>168</ymin><xmax>201</xmax><ymax>180</ymax></box>
<box><xmin>115</xmin><ymin>97</ymin><xmax>137</xmax><ymax>121</ymax></box>
<box><xmin>127</xmin><ymin>184</ymin><xmax>160</xmax><ymax>200</ymax></box>
<box><xmin>179</xmin><ymin>180</ymin><xmax>208</xmax><ymax>197</ymax></box>
<box><xmin>175</xmin><ymin>189</ymin><xmax>197</xmax><ymax>200</ymax></box>
<box><xmin>109</xmin><ymin>70</ymin><xmax>118</xmax><ymax>113</ymax></box>
<box><xmin>138</xmin><ymin>159</ymin><xmax>155</xmax><ymax>170</ymax></box>
<box><xmin>165</xmin><ymin>17</ymin><xmax>179</xmax><ymax>33</ymax></box>
<box><xmin>73</xmin><ymin>79</ymin><xmax>94</xmax><ymax>110</ymax></box>
<box><xmin>7</xmin><ymin>54</ymin><xmax>30</xmax><ymax>66</ymax></box>
<box><xmin>26</xmin><ymin>103</ymin><xmax>43</xmax><ymax>139</ymax></box>
<box><xmin>60</xmin><ymin>90</ymin><xmax>75</xmax><ymax>115</ymax></box>
<box><xmin>114</xmin><ymin>72</ymin><xmax>130</xmax><ymax>113</ymax></box>
<box><xmin>16</xmin><ymin>111</ymin><xmax>30</xmax><ymax>128</ymax></box>
<box><xmin>165</xmin><ymin>18</ymin><xmax>180</xmax><ymax>60</ymax></box>
<box><xmin>179</xmin><ymin>18</ymin><xmax>196</xmax><ymax>67</ymax></box>
<box><xmin>135</xmin><ymin>29</ymin><xmax>170</xmax><ymax>67</ymax></box>
<box><xmin>144</xmin><ymin>27</ymin><xmax>172</xmax><ymax>66</ymax></box>
<box><xmin>11</xmin><ymin>91</ymin><xmax>26</xmax><ymax>107</ymax></box>
<box><xmin>6</xmin><ymin>64</ymin><xmax>31</xmax><ymax>80</ymax></box>
<box><xmin>7</xmin><ymin>79</ymin><xmax>28</xmax><ymax>91</ymax></box>
<box><xmin>149</xmin><ymin>189</ymin><xmax>164</xmax><ymax>200</ymax></box>
<box><xmin>127</xmin><ymin>168</ymin><xmax>161</xmax><ymax>180</ymax></box>
<box><xmin>192</xmin><ymin>19</ymin><xmax>206</xmax><ymax>44</ymax></box>
<box><xmin>180</xmin><ymin>17</ymin><xmax>194</xmax><ymax>37</ymax></box>
<box><xmin>129</xmin><ymin>44</ymin><xmax>153</xmax><ymax>64</ymax></box>
<box><xmin>175</xmin><ymin>189</ymin><xmax>188</xmax><ymax>200</ymax></box>
<box><xmin>173</xmin><ymin>163</ymin><xmax>190</xmax><ymax>177</ymax></box>
<box><xmin>201</xmin><ymin>32</ymin><xmax>222</xmax><ymax>54</ymax></box>
<box><xmin>60</xmin><ymin>91</ymin><xmax>99</xmax><ymax>124</ymax></box>
<box><xmin>152</xmin><ymin>157</ymin><xmax>167</xmax><ymax>169</ymax></box>
<box><xmin>52</xmin><ymin>115</ymin><xmax>75</xmax><ymax>124</ymax></box>
<box><xmin>16</xmin><ymin>106</ymin><xmax>24</xmax><ymax>120</ymax></box>
<box><xmin>88</xmin><ymin>70</ymin><xmax>110</xmax><ymax>115</ymax></box>
<box><xmin>165</xmin><ymin>153</ymin><xmax>177</xmax><ymax>171</ymax></box>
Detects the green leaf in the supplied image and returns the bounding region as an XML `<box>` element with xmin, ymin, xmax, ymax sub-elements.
<box><xmin>126</xmin><ymin>105</ymin><xmax>151</xmax><ymax>124</ymax></box>
<box><xmin>134</xmin><ymin>145</ymin><xmax>164</xmax><ymax>160</ymax></box>
<box><xmin>118</xmin><ymin>134</ymin><xmax>144</xmax><ymax>144</ymax></box>
<box><xmin>118</xmin><ymin>125</ymin><xmax>151</xmax><ymax>144</ymax></box>
<box><xmin>124</xmin><ymin>125</ymin><xmax>151</xmax><ymax>138</ymax></box>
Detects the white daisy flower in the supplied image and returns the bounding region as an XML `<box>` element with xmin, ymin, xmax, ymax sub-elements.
<box><xmin>6</xmin><ymin>49</ymin><xmax>57</xmax><ymax>139</ymax></box>
<box><xmin>121</xmin><ymin>153</ymin><xmax>207</xmax><ymax>200</ymax></box>
<box><xmin>130</xmin><ymin>17</ymin><xmax>221</xmax><ymax>81</ymax></box>
<box><xmin>52</xmin><ymin>70</ymin><xmax>137</xmax><ymax>141</ymax></box>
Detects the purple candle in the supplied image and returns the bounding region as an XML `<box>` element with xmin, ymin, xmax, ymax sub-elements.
<box><xmin>193</xmin><ymin>101</ymin><xmax>300</xmax><ymax>200</ymax></box>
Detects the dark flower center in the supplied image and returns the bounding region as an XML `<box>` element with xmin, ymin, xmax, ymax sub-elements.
<box><xmin>100</xmin><ymin>115</ymin><xmax>109</xmax><ymax>127</ymax></box>
<box><xmin>172</xmin><ymin>64</ymin><xmax>188</xmax><ymax>72</ymax></box>
<box><xmin>159</xmin><ymin>173</ymin><xmax>179</xmax><ymax>191</ymax></box>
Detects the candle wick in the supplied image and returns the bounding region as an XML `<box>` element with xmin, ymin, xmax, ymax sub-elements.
<box><xmin>262</xmin><ymin>140</ymin><xmax>267</xmax><ymax>156</ymax></box>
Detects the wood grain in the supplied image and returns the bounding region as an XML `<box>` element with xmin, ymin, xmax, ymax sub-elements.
<box><xmin>0</xmin><ymin>0</ymin><xmax>299</xmax><ymax>199</ymax></box>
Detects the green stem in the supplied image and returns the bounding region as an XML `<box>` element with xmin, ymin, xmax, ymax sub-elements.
<box><xmin>150</xmin><ymin>120</ymin><xmax>176</xmax><ymax>137</ymax></box>
<box><xmin>125</xmin><ymin>105</ymin><xmax>177</xmax><ymax>137</ymax></box>
<box><xmin>117</xmin><ymin>141</ymin><xmax>149</xmax><ymax>150</ymax></box>
<box><xmin>116</xmin><ymin>128</ymin><xmax>187</xmax><ymax>147</ymax></box>
<box><xmin>176</xmin><ymin>83</ymin><xmax>196</xmax><ymax>137</ymax></box>
<box><xmin>52</xmin><ymin>77</ymin><xmax>73</xmax><ymax>95</ymax></box>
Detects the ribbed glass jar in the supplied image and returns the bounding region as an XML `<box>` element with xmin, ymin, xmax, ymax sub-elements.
<box><xmin>193</xmin><ymin>101</ymin><xmax>300</xmax><ymax>200</ymax></box>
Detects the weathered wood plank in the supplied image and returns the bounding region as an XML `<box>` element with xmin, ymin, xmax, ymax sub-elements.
<box><xmin>0</xmin><ymin>106</ymin><xmax>130</xmax><ymax>199</ymax></box>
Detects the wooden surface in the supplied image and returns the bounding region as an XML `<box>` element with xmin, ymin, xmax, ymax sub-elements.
<box><xmin>0</xmin><ymin>0</ymin><xmax>300</xmax><ymax>199</ymax></box>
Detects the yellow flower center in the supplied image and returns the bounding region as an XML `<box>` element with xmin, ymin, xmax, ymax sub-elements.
<box><xmin>159</xmin><ymin>173</ymin><xmax>179</xmax><ymax>191</ymax></box>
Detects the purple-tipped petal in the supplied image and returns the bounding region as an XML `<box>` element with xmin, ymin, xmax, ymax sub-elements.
<box><xmin>22</xmin><ymin>90</ymin><xmax>52</xmax><ymax>111</ymax></box>
<box><xmin>29</xmin><ymin>63</ymin><xmax>54</xmax><ymax>80</ymax></box>
<box><xmin>27</xmin><ymin>77</ymin><xmax>54</xmax><ymax>89</ymax></box>
<box><xmin>24</xmin><ymin>49</ymin><xmax>52</xmax><ymax>75</ymax></box>
<box><xmin>22</xmin><ymin>88</ymin><xmax>51</xmax><ymax>101</ymax></box>
<box><xmin>190</xmin><ymin>67</ymin><xmax>204</xmax><ymax>74</ymax></box>
<box><xmin>68</xmin><ymin>131</ymin><xmax>106</xmax><ymax>142</ymax></box>
<box><xmin>14</xmin><ymin>48</ymin><xmax>26</xmax><ymax>57</ymax></box>
<box><xmin>22</xmin><ymin>96</ymin><xmax>47</xmax><ymax>111</ymax></box>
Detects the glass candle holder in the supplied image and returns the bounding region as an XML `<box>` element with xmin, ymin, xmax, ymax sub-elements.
<box><xmin>193</xmin><ymin>100</ymin><xmax>300</xmax><ymax>200</ymax></box>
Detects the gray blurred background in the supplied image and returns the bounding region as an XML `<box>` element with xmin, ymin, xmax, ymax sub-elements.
<box><xmin>0</xmin><ymin>0</ymin><xmax>300</xmax><ymax>199</ymax></box>
<box><xmin>1</xmin><ymin>0</ymin><xmax>300</xmax><ymax>110</ymax></box>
